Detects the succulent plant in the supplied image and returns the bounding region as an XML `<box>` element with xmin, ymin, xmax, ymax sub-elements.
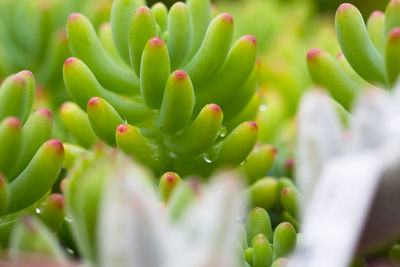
<box><xmin>293</xmin><ymin>86</ymin><xmax>400</xmax><ymax>265</ymax></box>
<box><xmin>306</xmin><ymin>0</ymin><xmax>400</xmax><ymax>110</ymax></box>
<box><xmin>243</xmin><ymin>207</ymin><xmax>297</xmax><ymax>267</ymax></box>
<box><xmin>61</xmin><ymin>0</ymin><xmax>275</xmax><ymax>180</ymax></box>
<box><xmin>0</xmin><ymin>71</ymin><xmax>65</xmax><ymax>246</ymax></box>
<box><xmin>0</xmin><ymin>145</ymin><xmax>293</xmax><ymax>266</ymax></box>
<box><xmin>0</xmin><ymin>0</ymin><xmax>112</xmax><ymax>108</ymax></box>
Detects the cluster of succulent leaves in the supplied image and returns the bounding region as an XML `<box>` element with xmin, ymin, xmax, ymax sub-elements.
<box><xmin>307</xmin><ymin>0</ymin><xmax>400</xmax><ymax>110</ymax></box>
<box><xmin>61</xmin><ymin>0</ymin><xmax>273</xmax><ymax>180</ymax></box>
<box><xmin>0</xmin><ymin>0</ymin><xmax>112</xmax><ymax>102</ymax></box>
<box><xmin>0</xmin><ymin>71</ymin><xmax>64</xmax><ymax>246</ymax></box>
<box><xmin>0</xmin><ymin>0</ymin><xmax>303</xmax><ymax>266</ymax></box>
<box><xmin>4</xmin><ymin>0</ymin><xmax>400</xmax><ymax>265</ymax></box>
<box><xmin>1</xmin><ymin>144</ymin><xmax>299</xmax><ymax>267</ymax></box>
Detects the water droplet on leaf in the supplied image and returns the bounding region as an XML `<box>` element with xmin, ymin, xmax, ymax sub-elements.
<box><xmin>219</xmin><ymin>126</ymin><xmax>227</xmax><ymax>138</ymax></box>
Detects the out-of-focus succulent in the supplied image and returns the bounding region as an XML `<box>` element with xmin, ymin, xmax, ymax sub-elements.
<box><xmin>0</xmin><ymin>71</ymin><xmax>65</xmax><ymax>247</ymax></box>
<box><xmin>0</xmin><ymin>0</ymin><xmax>112</xmax><ymax>80</ymax></box>
<box><xmin>7</xmin><ymin>146</ymin><xmax>295</xmax><ymax>267</ymax></box>
<box><xmin>242</xmin><ymin>207</ymin><xmax>297</xmax><ymax>267</ymax></box>
<box><xmin>306</xmin><ymin>0</ymin><xmax>400</xmax><ymax>110</ymax></box>
<box><xmin>61</xmin><ymin>0</ymin><xmax>275</xmax><ymax>181</ymax></box>
<box><xmin>59</xmin><ymin>146</ymin><xmax>243</xmax><ymax>266</ymax></box>
<box><xmin>293</xmin><ymin>86</ymin><xmax>400</xmax><ymax>266</ymax></box>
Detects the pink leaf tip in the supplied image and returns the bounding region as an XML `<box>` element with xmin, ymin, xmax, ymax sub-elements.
<box><xmin>281</xmin><ymin>188</ymin><xmax>289</xmax><ymax>195</ymax></box>
<box><xmin>68</xmin><ymin>13</ymin><xmax>83</xmax><ymax>22</ymax></box>
<box><xmin>173</xmin><ymin>70</ymin><xmax>188</xmax><ymax>80</ymax></box>
<box><xmin>208</xmin><ymin>104</ymin><xmax>222</xmax><ymax>113</ymax></box>
<box><xmin>88</xmin><ymin>97</ymin><xmax>101</xmax><ymax>106</ymax></box>
<box><xmin>307</xmin><ymin>49</ymin><xmax>324</xmax><ymax>61</ymax></box>
<box><xmin>5</xmin><ymin>117</ymin><xmax>22</xmax><ymax>129</ymax></box>
<box><xmin>47</xmin><ymin>194</ymin><xmax>65</xmax><ymax>210</ymax></box>
<box><xmin>220</xmin><ymin>13</ymin><xmax>233</xmax><ymax>24</ymax></box>
<box><xmin>337</xmin><ymin>3</ymin><xmax>356</xmax><ymax>13</ymax></box>
<box><xmin>389</xmin><ymin>27</ymin><xmax>400</xmax><ymax>41</ymax></box>
<box><xmin>37</xmin><ymin>109</ymin><xmax>53</xmax><ymax>118</ymax></box>
<box><xmin>243</xmin><ymin>35</ymin><xmax>257</xmax><ymax>46</ymax></box>
<box><xmin>370</xmin><ymin>11</ymin><xmax>384</xmax><ymax>18</ymax></box>
<box><xmin>46</xmin><ymin>139</ymin><xmax>64</xmax><ymax>155</ymax></box>
<box><xmin>117</xmin><ymin>124</ymin><xmax>128</xmax><ymax>134</ymax></box>
<box><xmin>148</xmin><ymin>37</ymin><xmax>165</xmax><ymax>47</ymax></box>
<box><xmin>247</xmin><ymin>121</ymin><xmax>258</xmax><ymax>130</ymax></box>
<box><xmin>64</xmin><ymin>57</ymin><xmax>77</xmax><ymax>67</ymax></box>
<box><xmin>20</xmin><ymin>70</ymin><xmax>34</xmax><ymax>78</ymax></box>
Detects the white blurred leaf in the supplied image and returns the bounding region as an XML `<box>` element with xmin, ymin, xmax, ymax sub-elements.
<box><xmin>296</xmin><ymin>90</ymin><xmax>343</xmax><ymax>207</ymax></box>
<box><xmin>165</xmin><ymin>172</ymin><xmax>246</xmax><ymax>267</ymax></box>
<box><xmin>99</xmin><ymin>161</ymin><xmax>165</xmax><ymax>267</ymax></box>
<box><xmin>350</xmin><ymin>89</ymin><xmax>389</xmax><ymax>151</ymax></box>
<box><xmin>292</xmin><ymin>84</ymin><xmax>400</xmax><ymax>266</ymax></box>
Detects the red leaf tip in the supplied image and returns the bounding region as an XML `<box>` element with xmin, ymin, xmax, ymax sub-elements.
<box><xmin>307</xmin><ymin>49</ymin><xmax>324</xmax><ymax>61</ymax></box>
<box><xmin>37</xmin><ymin>109</ymin><xmax>52</xmax><ymax>118</ymax></box>
<box><xmin>243</xmin><ymin>35</ymin><xmax>257</xmax><ymax>46</ymax></box>
<box><xmin>88</xmin><ymin>97</ymin><xmax>101</xmax><ymax>106</ymax></box>
<box><xmin>46</xmin><ymin>139</ymin><xmax>64</xmax><ymax>155</ymax></box>
<box><xmin>208</xmin><ymin>104</ymin><xmax>222</xmax><ymax>113</ymax></box>
<box><xmin>337</xmin><ymin>3</ymin><xmax>355</xmax><ymax>13</ymax></box>
<box><xmin>5</xmin><ymin>117</ymin><xmax>22</xmax><ymax>129</ymax></box>
<box><xmin>148</xmin><ymin>37</ymin><xmax>165</xmax><ymax>47</ymax></box>
<box><xmin>47</xmin><ymin>194</ymin><xmax>65</xmax><ymax>210</ymax></box>
<box><xmin>37</xmin><ymin>109</ymin><xmax>53</xmax><ymax>119</ymax></box>
<box><xmin>20</xmin><ymin>70</ymin><xmax>34</xmax><ymax>78</ymax></box>
<box><xmin>370</xmin><ymin>11</ymin><xmax>384</xmax><ymax>18</ymax></box>
<box><xmin>281</xmin><ymin>188</ymin><xmax>289</xmax><ymax>195</ymax></box>
<box><xmin>117</xmin><ymin>124</ymin><xmax>128</xmax><ymax>134</ymax></box>
<box><xmin>220</xmin><ymin>13</ymin><xmax>233</xmax><ymax>24</ymax></box>
<box><xmin>389</xmin><ymin>27</ymin><xmax>400</xmax><ymax>41</ymax></box>
<box><xmin>68</xmin><ymin>13</ymin><xmax>83</xmax><ymax>22</ymax></box>
<box><xmin>12</xmin><ymin>73</ymin><xmax>27</xmax><ymax>85</ymax></box>
<box><xmin>64</xmin><ymin>57</ymin><xmax>77</xmax><ymax>66</ymax></box>
<box><xmin>164</xmin><ymin>172</ymin><xmax>178</xmax><ymax>183</ymax></box>
<box><xmin>173</xmin><ymin>70</ymin><xmax>188</xmax><ymax>80</ymax></box>
<box><xmin>136</xmin><ymin>6</ymin><xmax>151</xmax><ymax>14</ymax></box>
<box><xmin>282</xmin><ymin>222</ymin><xmax>293</xmax><ymax>228</ymax></box>
<box><xmin>285</xmin><ymin>158</ymin><xmax>295</xmax><ymax>168</ymax></box>
<box><xmin>247</xmin><ymin>121</ymin><xmax>258</xmax><ymax>130</ymax></box>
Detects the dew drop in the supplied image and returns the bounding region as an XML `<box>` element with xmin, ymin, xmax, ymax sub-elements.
<box><xmin>203</xmin><ymin>149</ymin><xmax>218</xmax><ymax>164</ymax></box>
<box><xmin>219</xmin><ymin>126</ymin><xmax>227</xmax><ymax>138</ymax></box>
<box><xmin>35</xmin><ymin>208</ymin><xmax>41</xmax><ymax>214</ymax></box>
<box><xmin>203</xmin><ymin>154</ymin><xmax>212</xmax><ymax>163</ymax></box>
<box><xmin>259</xmin><ymin>104</ymin><xmax>267</xmax><ymax>111</ymax></box>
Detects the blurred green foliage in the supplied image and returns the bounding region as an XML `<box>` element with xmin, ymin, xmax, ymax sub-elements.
<box><xmin>315</xmin><ymin>0</ymin><xmax>390</xmax><ymax>15</ymax></box>
<box><xmin>151</xmin><ymin>0</ymin><xmax>390</xmax><ymax>16</ymax></box>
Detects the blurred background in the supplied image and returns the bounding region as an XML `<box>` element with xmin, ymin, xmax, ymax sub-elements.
<box><xmin>148</xmin><ymin>0</ymin><xmax>390</xmax><ymax>16</ymax></box>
